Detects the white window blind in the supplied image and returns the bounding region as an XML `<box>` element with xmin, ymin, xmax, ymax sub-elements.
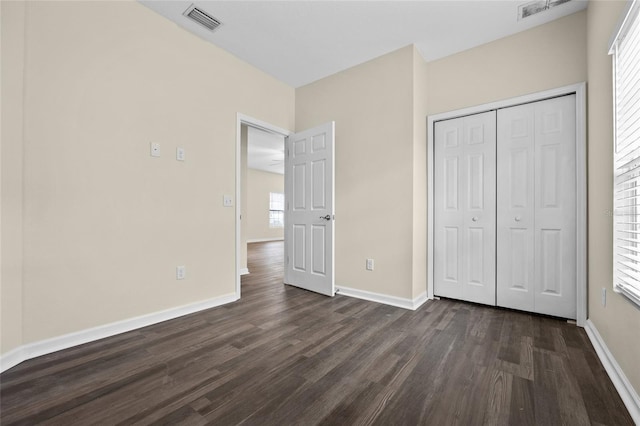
<box><xmin>611</xmin><ymin>0</ymin><xmax>640</xmax><ymax>307</ymax></box>
<box><xmin>269</xmin><ymin>192</ymin><xmax>284</xmax><ymax>228</ymax></box>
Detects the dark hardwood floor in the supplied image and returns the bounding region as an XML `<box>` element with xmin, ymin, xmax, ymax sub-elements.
<box><xmin>0</xmin><ymin>241</ymin><xmax>634</xmax><ymax>425</ymax></box>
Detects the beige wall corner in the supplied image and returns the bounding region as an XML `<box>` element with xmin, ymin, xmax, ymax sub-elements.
<box><xmin>587</xmin><ymin>0</ymin><xmax>640</xmax><ymax>396</ymax></box>
<box><xmin>426</xmin><ymin>10</ymin><xmax>587</xmax><ymax>116</ymax></box>
<box><xmin>412</xmin><ymin>47</ymin><xmax>429</xmax><ymax>300</ymax></box>
<box><xmin>1</xmin><ymin>0</ymin><xmax>26</xmax><ymax>356</ymax></box>
<box><xmin>296</xmin><ymin>45</ymin><xmax>415</xmax><ymax>299</ymax></box>
<box><xmin>18</xmin><ymin>1</ymin><xmax>294</xmax><ymax>344</ymax></box>
<box><xmin>246</xmin><ymin>169</ymin><xmax>284</xmax><ymax>241</ymax></box>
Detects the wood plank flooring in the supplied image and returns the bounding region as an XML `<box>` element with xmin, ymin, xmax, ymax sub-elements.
<box><xmin>0</xmin><ymin>241</ymin><xmax>634</xmax><ymax>425</ymax></box>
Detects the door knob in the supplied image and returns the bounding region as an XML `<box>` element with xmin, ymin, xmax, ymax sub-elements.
<box><xmin>515</xmin><ymin>216</ymin><xmax>522</xmax><ymax>222</ymax></box>
<box><xmin>320</xmin><ymin>215</ymin><xmax>331</xmax><ymax>221</ymax></box>
<box><xmin>472</xmin><ymin>217</ymin><xmax>478</xmax><ymax>222</ymax></box>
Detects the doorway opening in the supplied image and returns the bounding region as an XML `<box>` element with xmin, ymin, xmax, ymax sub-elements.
<box><xmin>241</xmin><ymin>125</ymin><xmax>286</xmax><ymax>274</ymax></box>
<box><xmin>236</xmin><ymin>114</ymin><xmax>291</xmax><ymax>298</ymax></box>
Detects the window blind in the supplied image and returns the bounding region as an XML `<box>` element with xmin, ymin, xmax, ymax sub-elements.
<box><xmin>269</xmin><ymin>192</ymin><xmax>285</xmax><ymax>228</ymax></box>
<box><xmin>612</xmin><ymin>0</ymin><xmax>640</xmax><ymax>306</ymax></box>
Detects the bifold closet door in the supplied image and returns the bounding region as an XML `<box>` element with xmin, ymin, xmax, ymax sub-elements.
<box><xmin>497</xmin><ymin>95</ymin><xmax>577</xmax><ymax>319</ymax></box>
<box><xmin>434</xmin><ymin>111</ymin><xmax>496</xmax><ymax>306</ymax></box>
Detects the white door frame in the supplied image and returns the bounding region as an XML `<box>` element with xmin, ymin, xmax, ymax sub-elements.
<box><xmin>427</xmin><ymin>83</ymin><xmax>587</xmax><ymax>326</ymax></box>
<box><xmin>235</xmin><ymin>113</ymin><xmax>292</xmax><ymax>299</ymax></box>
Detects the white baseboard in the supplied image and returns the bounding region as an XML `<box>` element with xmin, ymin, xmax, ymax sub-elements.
<box><xmin>336</xmin><ymin>286</ymin><xmax>429</xmax><ymax>311</ymax></box>
<box><xmin>585</xmin><ymin>319</ymin><xmax>640</xmax><ymax>424</ymax></box>
<box><xmin>0</xmin><ymin>346</ymin><xmax>27</xmax><ymax>373</ymax></box>
<box><xmin>239</xmin><ymin>268</ymin><xmax>250</xmax><ymax>275</ymax></box>
<box><xmin>412</xmin><ymin>291</ymin><xmax>428</xmax><ymax>310</ymax></box>
<box><xmin>0</xmin><ymin>292</ymin><xmax>238</xmax><ymax>374</ymax></box>
<box><xmin>247</xmin><ymin>238</ymin><xmax>284</xmax><ymax>243</ymax></box>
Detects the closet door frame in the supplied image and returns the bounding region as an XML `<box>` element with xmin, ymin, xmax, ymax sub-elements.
<box><xmin>427</xmin><ymin>82</ymin><xmax>587</xmax><ymax>326</ymax></box>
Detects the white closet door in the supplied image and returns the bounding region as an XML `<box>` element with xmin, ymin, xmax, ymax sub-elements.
<box><xmin>533</xmin><ymin>95</ymin><xmax>576</xmax><ymax>318</ymax></box>
<box><xmin>497</xmin><ymin>95</ymin><xmax>576</xmax><ymax>319</ymax></box>
<box><xmin>497</xmin><ymin>103</ymin><xmax>536</xmax><ymax>312</ymax></box>
<box><xmin>434</xmin><ymin>111</ymin><xmax>496</xmax><ymax>306</ymax></box>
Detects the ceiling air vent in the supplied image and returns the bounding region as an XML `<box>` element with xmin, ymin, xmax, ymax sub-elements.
<box><xmin>183</xmin><ymin>4</ymin><xmax>222</xmax><ymax>32</ymax></box>
<box><xmin>518</xmin><ymin>0</ymin><xmax>571</xmax><ymax>20</ymax></box>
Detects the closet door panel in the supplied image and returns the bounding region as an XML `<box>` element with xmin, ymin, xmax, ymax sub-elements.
<box><xmin>435</xmin><ymin>111</ymin><xmax>496</xmax><ymax>305</ymax></box>
<box><xmin>497</xmin><ymin>95</ymin><xmax>577</xmax><ymax>319</ymax></box>
<box><xmin>497</xmin><ymin>104</ymin><xmax>536</xmax><ymax>312</ymax></box>
<box><xmin>461</xmin><ymin>112</ymin><xmax>496</xmax><ymax>305</ymax></box>
<box><xmin>435</xmin><ymin>119</ymin><xmax>465</xmax><ymax>300</ymax></box>
<box><xmin>534</xmin><ymin>95</ymin><xmax>576</xmax><ymax>319</ymax></box>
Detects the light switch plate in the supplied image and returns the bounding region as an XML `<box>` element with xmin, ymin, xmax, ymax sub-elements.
<box><xmin>176</xmin><ymin>147</ymin><xmax>185</xmax><ymax>161</ymax></box>
<box><xmin>223</xmin><ymin>195</ymin><xmax>233</xmax><ymax>207</ymax></box>
<box><xmin>176</xmin><ymin>266</ymin><xmax>186</xmax><ymax>280</ymax></box>
<box><xmin>366</xmin><ymin>258</ymin><xmax>374</xmax><ymax>271</ymax></box>
<box><xmin>150</xmin><ymin>142</ymin><xmax>160</xmax><ymax>157</ymax></box>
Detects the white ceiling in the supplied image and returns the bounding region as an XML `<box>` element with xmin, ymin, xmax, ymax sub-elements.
<box><xmin>247</xmin><ymin>126</ymin><xmax>285</xmax><ymax>175</ymax></box>
<box><xmin>140</xmin><ymin>0</ymin><xmax>588</xmax><ymax>88</ymax></box>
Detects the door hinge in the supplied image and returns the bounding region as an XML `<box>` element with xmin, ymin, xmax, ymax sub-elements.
<box><xmin>287</xmin><ymin>256</ymin><xmax>290</xmax><ymax>264</ymax></box>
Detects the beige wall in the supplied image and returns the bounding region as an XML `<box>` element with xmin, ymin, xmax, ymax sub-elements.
<box><xmin>296</xmin><ymin>45</ymin><xmax>419</xmax><ymax>300</ymax></box>
<box><xmin>297</xmin><ymin>13</ymin><xmax>587</xmax><ymax>301</ymax></box>
<box><xmin>412</xmin><ymin>48</ymin><xmax>429</xmax><ymax>299</ymax></box>
<box><xmin>587</xmin><ymin>0</ymin><xmax>640</xmax><ymax>395</ymax></box>
<box><xmin>425</xmin><ymin>11</ymin><xmax>587</xmax><ymax>115</ymax></box>
<box><xmin>3</xmin><ymin>0</ymin><xmax>294</xmax><ymax>347</ymax></box>
<box><xmin>246</xmin><ymin>169</ymin><xmax>284</xmax><ymax>242</ymax></box>
<box><xmin>1</xmin><ymin>1</ymin><xmax>26</xmax><ymax>355</ymax></box>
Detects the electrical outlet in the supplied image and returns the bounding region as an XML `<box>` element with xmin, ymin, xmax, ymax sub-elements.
<box><xmin>223</xmin><ymin>195</ymin><xmax>233</xmax><ymax>207</ymax></box>
<box><xmin>601</xmin><ymin>287</ymin><xmax>606</xmax><ymax>307</ymax></box>
<box><xmin>366</xmin><ymin>258</ymin><xmax>374</xmax><ymax>271</ymax></box>
<box><xmin>176</xmin><ymin>266</ymin><xmax>186</xmax><ymax>280</ymax></box>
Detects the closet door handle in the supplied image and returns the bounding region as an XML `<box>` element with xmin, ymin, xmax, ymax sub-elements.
<box><xmin>515</xmin><ymin>216</ymin><xmax>522</xmax><ymax>222</ymax></box>
<box><xmin>472</xmin><ymin>217</ymin><xmax>479</xmax><ymax>222</ymax></box>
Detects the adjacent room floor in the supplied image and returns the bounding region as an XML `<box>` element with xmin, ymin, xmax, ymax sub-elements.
<box><xmin>0</xmin><ymin>241</ymin><xmax>633</xmax><ymax>425</ymax></box>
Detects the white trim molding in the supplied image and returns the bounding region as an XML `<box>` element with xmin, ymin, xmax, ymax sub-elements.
<box><xmin>412</xmin><ymin>291</ymin><xmax>429</xmax><ymax>310</ymax></box>
<box><xmin>0</xmin><ymin>346</ymin><xmax>26</xmax><ymax>374</ymax></box>
<box><xmin>585</xmin><ymin>320</ymin><xmax>640</xmax><ymax>423</ymax></box>
<box><xmin>427</xmin><ymin>83</ymin><xmax>588</xmax><ymax>326</ymax></box>
<box><xmin>336</xmin><ymin>286</ymin><xmax>428</xmax><ymax>310</ymax></box>
<box><xmin>0</xmin><ymin>293</ymin><xmax>237</xmax><ymax>374</ymax></box>
<box><xmin>239</xmin><ymin>268</ymin><xmax>250</xmax><ymax>275</ymax></box>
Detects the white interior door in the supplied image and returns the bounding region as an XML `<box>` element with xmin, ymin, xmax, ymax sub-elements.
<box><xmin>284</xmin><ymin>122</ymin><xmax>335</xmax><ymax>296</ymax></box>
<box><xmin>434</xmin><ymin>111</ymin><xmax>497</xmax><ymax>306</ymax></box>
<box><xmin>497</xmin><ymin>95</ymin><xmax>576</xmax><ymax>319</ymax></box>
